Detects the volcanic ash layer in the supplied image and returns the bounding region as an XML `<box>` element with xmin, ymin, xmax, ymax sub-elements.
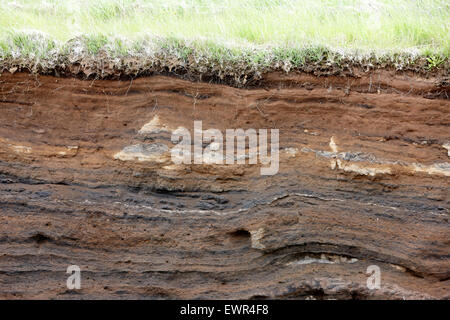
<box><xmin>0</xmin><ymin>71</ymin><xmax>448</xmax><ymax>299</ymax></box>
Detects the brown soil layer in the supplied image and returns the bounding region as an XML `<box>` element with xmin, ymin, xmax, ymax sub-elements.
<box><xmin>0</xmin><ymin>70</ymin><xmax>448</xmax><ymax>299</ymax></box>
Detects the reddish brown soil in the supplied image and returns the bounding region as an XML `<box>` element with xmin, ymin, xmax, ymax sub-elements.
<box><xmin>0</xmin><ymin>71</ymin><xmax>448</xmax><ymax>299</ymax></box>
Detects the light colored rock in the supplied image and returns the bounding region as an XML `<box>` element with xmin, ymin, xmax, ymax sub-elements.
<box><xmin>443</xmin><ymin>143</ymin><xmax>450</xmax><ymax>157</ymax></box>
<box><xmin>12</xmin><ymin>145</ymin><xmax>32</xmax><ymax>154</ymax></box>
<box><xmin>250</xmin><ymin>228</ymin><xmax>265</xmax><ymax>250</ymax></box>
<box><xmin>138</xmin><ymin>115</ymin><xmax>169</xmax><ymax>134</ymax></box>
<box><xmin>329</xmin><ymin>136</ymin><xmax>338</xmax><ymax>153</ymax></box>
<box><xmin>114</xmin><ymin>143</ymin><xmax>169</xmax><ymax>162</ymax></box>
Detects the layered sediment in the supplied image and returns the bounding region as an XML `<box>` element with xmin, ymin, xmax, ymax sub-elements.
<box><xmin>0</xmin><ymin>70</ymin><xmax>448</xmax><ymax>299</ymax></box>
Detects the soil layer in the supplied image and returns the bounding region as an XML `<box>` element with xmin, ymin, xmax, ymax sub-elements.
<box><xmin>0</xmin><ymin>70</ymin><xmax>449</xmax><ymax>299</ymax></box>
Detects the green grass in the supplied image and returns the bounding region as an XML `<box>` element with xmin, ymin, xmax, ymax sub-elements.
<box><xmin>1</xmin><ymin>0</ymin><xmax>448</xmax><ymax>52</ymax></box>
<box><xmin>0</xmin><ymin>0</ymin><xmax>448</xmax><ymax>81</ymax></box>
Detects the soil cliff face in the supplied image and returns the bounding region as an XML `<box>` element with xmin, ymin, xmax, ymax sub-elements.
<box><xmin>0</xmin><ymin>71</ymin><xmax>448</xmax><ymax>299</ymax></box>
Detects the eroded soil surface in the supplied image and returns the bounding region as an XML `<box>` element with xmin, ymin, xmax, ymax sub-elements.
<box><xmin>0</xmin><ymin>71</ymin><xmax>448</xmax><ymax>299</ymax></box>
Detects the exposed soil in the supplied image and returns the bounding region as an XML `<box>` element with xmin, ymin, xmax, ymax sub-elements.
<box><xmin>0</xmin><ymin>70</ymin><xmax>448</xmax><ymax>299</ymax></box>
